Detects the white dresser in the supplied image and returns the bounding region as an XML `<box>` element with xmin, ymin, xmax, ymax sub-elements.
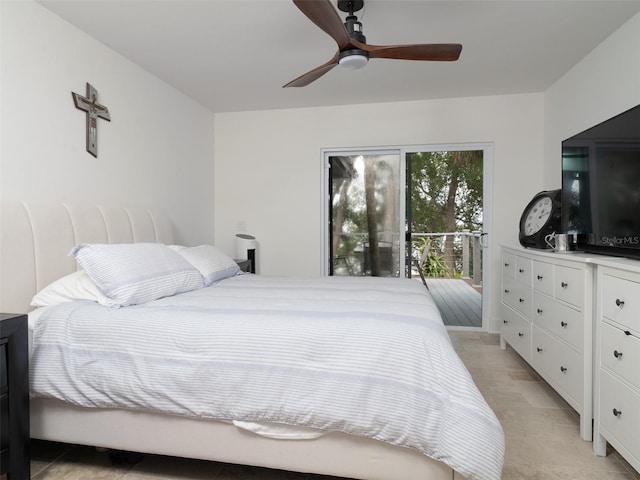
<box><xmin>500</xmin><ymin>246</ymin><xmax>595</xmax><ymax>441</ymax></box>
<box><xmin>594</xmin><ymin>260</ymin><xmax>640</xmax><ymax>472</ymax></box>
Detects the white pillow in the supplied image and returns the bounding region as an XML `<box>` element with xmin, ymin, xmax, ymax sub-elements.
<box><xmin>170</xmin><ymin>245</ymin><xmax>241</xmax><ymax>286</ymax></box>
<box><xmin>70</xmin><ymin>243</ymin><xmax>204</xmax><ymax>307</ymax></box>
<box><xmin>30</xmin><ymin>270</ymin><xmax>109</xmax><ymax>307</ymax></box>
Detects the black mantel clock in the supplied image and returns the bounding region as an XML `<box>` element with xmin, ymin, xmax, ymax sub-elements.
<box><xmin>518</xmin><ymin>189</ymin><xmax>562</xmax><ymax>249</ymax></box>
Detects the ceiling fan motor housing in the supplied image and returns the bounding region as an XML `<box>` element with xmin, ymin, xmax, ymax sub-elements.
<box><xmin>344</xmin><ymin>15</ymin><xmax>366</xmax><ymax>43</ymax></box>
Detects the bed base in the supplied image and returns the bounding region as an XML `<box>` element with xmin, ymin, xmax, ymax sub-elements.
<box><xmin>31</xmin><ymin>398</ymin><xmax>458</xmax><ymax>479</ymax></box>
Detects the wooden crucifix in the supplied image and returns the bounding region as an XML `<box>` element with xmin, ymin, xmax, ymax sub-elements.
<box><xmin>72</xmin><ymin>83</ymin><xmax>110</xmax><ymax>157</ymax></box>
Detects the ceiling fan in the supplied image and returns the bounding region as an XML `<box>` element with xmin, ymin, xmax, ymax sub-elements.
<box><xmin>283</xmin><ymin>0</ymin><xmax>462</xmax><ymax>88</ymax></box>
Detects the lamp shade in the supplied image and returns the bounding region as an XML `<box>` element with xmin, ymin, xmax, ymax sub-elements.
<box><xmin>235</xmin><ymin>233</ymin><xmax>257</xmax><ymax>259</ymax></box>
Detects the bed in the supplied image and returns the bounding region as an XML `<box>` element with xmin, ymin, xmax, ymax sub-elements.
<box><xmin>0</xmin><ymin>201</ymin><xmax>504</xmax><ymax>480</ymax></box>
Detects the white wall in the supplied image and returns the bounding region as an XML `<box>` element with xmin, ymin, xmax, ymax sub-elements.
<box><xmin>215</xmin><ymin>93</ymin><xmax>545</xmax><ymax>333</ymax></box>
<box><xmin>0</xmin><ymin>1</ymin><xmax>216</xmax><ymax>246</ymax></box>
<box><xmin>544</xmin><ymin>12</ymin><xmax>640</xmax><ymax>186</ymax></box>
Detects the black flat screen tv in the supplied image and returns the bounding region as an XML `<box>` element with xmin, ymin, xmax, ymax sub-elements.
<box><xmin>561</xmin><ymin>104</ymin><xmax>640</xmax><ymax>259</ymax></box>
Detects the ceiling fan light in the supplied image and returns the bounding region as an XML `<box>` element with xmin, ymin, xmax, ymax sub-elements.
<box><xmin>338</xmin><ymin>52</ymin><xmax>369</xmax><ymax>70</ymax></box>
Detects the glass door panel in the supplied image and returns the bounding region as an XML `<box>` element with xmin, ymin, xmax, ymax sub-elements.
<box><xmin>328</xmin><ymin>152</ymin><xmax>401</xmax><ymax>277</ymax></box>
<box><xmin>406</xmin><ymin>149</ymin><xmax>484</xmax><ymax>328</ymax></box>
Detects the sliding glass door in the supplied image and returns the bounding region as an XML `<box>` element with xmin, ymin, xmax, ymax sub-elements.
<box><xmin>322</xmin><ymin>143</ymin><xmax>493</xmax><ymax>330</ymax></box>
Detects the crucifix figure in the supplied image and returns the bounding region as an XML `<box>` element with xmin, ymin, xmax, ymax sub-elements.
<box><xmin>72</xmin><ymin>83</ymin><xmax>110</xmax><ymax>157</ymax></box>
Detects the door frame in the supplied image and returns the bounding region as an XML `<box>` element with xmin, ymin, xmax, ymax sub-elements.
<box><xmin>321</xmin><ymin>142</ymin><xmax>493</xmax><ymax>331</ymax></box>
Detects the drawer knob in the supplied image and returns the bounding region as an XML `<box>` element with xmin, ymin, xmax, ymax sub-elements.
<box><xmin>537</xmin><ymin>308</ymin><xmax>543</xmax><ymax>315</ymax></box>
<box><xmin>504</xmin><ymin>289</ymin><xmax>510</xmax><ymax>294</ymax></box>
<box><xmin>519</xmin><ymin>298</ymin><xmax>525</xmax><ymax>303</ymax></box>
<box><xmin>518</xmin><ymin>332</ymin><xmax>524</xmax><ymax>337</ymax></box>
<box><xmin>561</xmin><ymin>281</ymin><xmax>568</xmax><ymax>288</ymax></box>
<box><xmin>614</xmin><ymin>350</ymin><xmax>623</xmax><ymax>359</ymax></box>
<box><xmin>519</xmin><ymin>268</ymin><xmax>525</xmax><ymax>273</ymax></box>
<box><xmin>613</xmin><ymin>408</ymin><xmax>622</xmax><ymax>417</ymax></box>
<box><xmin>615</xmin><ymin>298</ymin><xmax>625</xmax><ymax>308</ymax></box>
<box><xmin>537</xmin><ymin>275</ymin><xmax>543</xmax><ymax>280</ymax></box>
<box><xmin>560</xmin><ymin>366</ymin><xmax>567</xmax><ymax>373</ymax></box>
<box><xmin>560</xmin><ymin>321</ymin><xmax>568</xmax><ymax>328</ymax></box>
<box><xmin>503</xmin><ymin>319</ymin><xmax>508</xmax><ymax>324</ymax></box>
<box><xmin>504</xmin><ymin>262</ymin><xmax>510</xmax><ymax>267</ymax></box>
<box><xmin>536</xmin><ymin>347</ymin><xmax>543</xmax><ymax>353</ymax></box>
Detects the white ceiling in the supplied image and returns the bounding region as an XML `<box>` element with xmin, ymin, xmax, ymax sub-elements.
<box><xmin>38</xmin><ymin>0</ymin><xmax>640</xmax><ymax>113</ymax></box>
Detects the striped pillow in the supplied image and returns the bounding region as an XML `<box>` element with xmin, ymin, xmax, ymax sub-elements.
<box><xmin>170</xmin><ymin>245</ymin><xmax>241</xmax><ymax>286</ymax></box>
<box><xmin>71</xmin><ymin>243</ymin><xmax>204</xmax><ymax>307</ymax></box>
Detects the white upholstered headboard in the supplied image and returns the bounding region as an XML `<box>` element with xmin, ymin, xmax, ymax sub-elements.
<box><xmin>0</xmin><ymin>201</ymin><xmax>174</xmax><ymax>314</ymax></box>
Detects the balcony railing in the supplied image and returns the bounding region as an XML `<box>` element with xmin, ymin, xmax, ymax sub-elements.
<box><xmin>333</xmin><ymin>230</ymin><xmax>483</xmax><ymax>286</ymax></box>
<box><xmin>411</xmin><ymin>230</ymin><xmax>483</xmax><ymax>287</ymax></box>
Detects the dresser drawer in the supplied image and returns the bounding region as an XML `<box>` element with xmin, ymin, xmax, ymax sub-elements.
<box><xmin>502</xmin><ymin>251</ymin><xmax>516</xmax><ymax>279</ymax></box>
<box><xmin>601</xmin><ymin>322</ymin><xmax>640</xmax><ymax>386</ymax></box>
<box><xmin>515</xmin><ymin>256</ymin><xmax>533</xmax><ymax>287</ymax></box>
<box><xmin>555</xmin><ymin>265</ymin><xmax>584</xmax><ymax>308</ymax></box>
<box><xmin>532</xmin><ymin>326</ymin><xmax>583</xmax><ymax>407</ymax></box>
<box><xmin>503</xmin><ymin>275</ymin><xmax>532</xmax><ymax>319</ymax></box>
<box><xmin>532</xmin><ymin>261</ymin><xmax>554</xmax><ymax>296</ymax></box>
<box><xmin>599</xmin><ymin>370</ymin><xmax>640</xmax><ymax>464</ymax></box>
<box><xmin>602</xmin><ymin>274</ymin><xmax>640</xmax><ymax>333</ymax></box>
<box><xmin>533</xmin><ymin>292</ymin><xmax>583</xmax><ymax>352</ymax></box>
<box><xmin>501</xmin><ymin>304</ymin><xmax>532</xmax><ymax>362</ymax></box>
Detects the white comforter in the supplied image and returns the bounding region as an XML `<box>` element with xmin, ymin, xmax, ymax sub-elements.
<box><xmin>30</xmin><ymin>275</ymin><xmax>504</xmax><ymax>480</ymax></box>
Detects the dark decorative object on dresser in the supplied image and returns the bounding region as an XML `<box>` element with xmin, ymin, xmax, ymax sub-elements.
<box><xmin>518</xmin><ymin>189</ymin><xmax>562</xmax><ymax>250</ymax></box>
<box><xmin>0</xmin><ymin>313</ymin><xmax>29</xmax><ymax>479</ymax></box>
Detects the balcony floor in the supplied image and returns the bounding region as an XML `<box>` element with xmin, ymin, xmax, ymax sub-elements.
<box><xmin>424</xmin><ymin>278</ymin><xmax>482</xmax><ymax>328</ymax></box>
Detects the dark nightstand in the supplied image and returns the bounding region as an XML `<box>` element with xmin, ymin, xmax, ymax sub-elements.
<box><xmin>0</xmin><ymin>313</ymin><xmax>29</xmax><ymax>480</ymax></box>
<box><xmin>235</xmin><ymin>259</ymin><xmax>252</xmax><ymax>273</ymax></box>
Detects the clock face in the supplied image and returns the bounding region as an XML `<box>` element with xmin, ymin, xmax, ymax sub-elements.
<box><xmin>523</xmin><ymin>196</ymin><xmax>553</xmax><ymax>235</ymax></box>
<box><xmin>519</xmin><ymin>189</ymin><xmax>561</xmax><ymax>249</ymax></box>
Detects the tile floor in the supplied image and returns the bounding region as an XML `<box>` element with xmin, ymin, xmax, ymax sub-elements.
<box><xmin>28</xmin><ymin>331</ymin><xmax>640</xmax><ymax>479</ymax></box>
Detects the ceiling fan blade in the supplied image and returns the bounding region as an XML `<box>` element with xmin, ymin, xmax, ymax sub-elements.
<box><xmin>358</xmin><ymin>42</ymin><xmax>463</xmax><ymax>61</ymax></box>
<box><xmin>293</xmin><ymin>0</ymin><xmax>352</xmax><ymax>50</ymax></box>
<box><xmin>283</xmin><ymin>54</ymin><xmax>339</xmax><ymax>88</ymax></box>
